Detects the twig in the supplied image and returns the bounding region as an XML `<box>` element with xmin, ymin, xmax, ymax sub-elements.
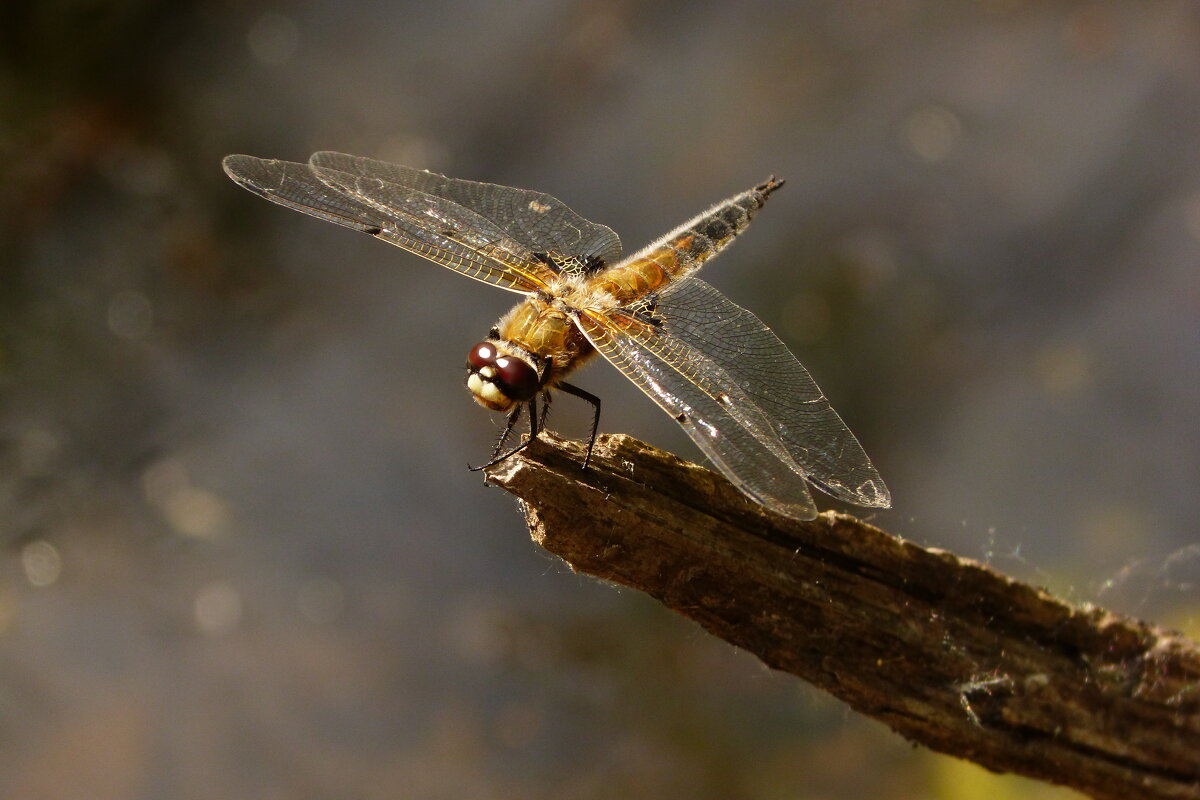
<box><xmin>485</xmin><ymin>432</ymin><xmax>1200</xmax><ymax>800</ymax></box>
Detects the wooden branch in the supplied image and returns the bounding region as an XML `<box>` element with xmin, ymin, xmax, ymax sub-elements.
<box><xmin>485</xmin><ymin>432</ymin><xmax>1200</xmax><ymax>800</ymax></box>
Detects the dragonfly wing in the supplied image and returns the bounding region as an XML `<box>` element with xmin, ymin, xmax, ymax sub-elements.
<box><xmin>655</xmin><ymin>278</ymin><xmax>889</xmax><ymax>507</ymax></box>
<box><xmin>577</xmin><ymin>311</ymin><xmax>820</xmax><ymax>520</ymax></box>
<box><xmin>310</xmin><ymin>152</ymin><xmax>623</xmax><ymax>268</ymax></box>
<box><xmin>578</xmin><ymin>277</ymin><xmax>890</xmax><ymax>515</ymax></box>
<box><xmin>222</xmin><ymin>155</ymin><xmax>549</xmax><ymax>293</ymax></box>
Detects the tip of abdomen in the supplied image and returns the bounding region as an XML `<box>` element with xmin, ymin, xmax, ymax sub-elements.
<box><xmin>756</xmin><ymin>176</ymin><xmax>785</xmax><ymax>196</ymax></box>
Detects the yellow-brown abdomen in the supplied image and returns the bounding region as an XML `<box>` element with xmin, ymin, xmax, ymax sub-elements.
<box><xmin>589</xmin><ymin>252</ymin><xmax>672</xmax><ymax>305</ymax></box>
<box><xmin>596</xmin><ymin>177</ymin><xmax>781</xmax><ymax>305</ymax></box>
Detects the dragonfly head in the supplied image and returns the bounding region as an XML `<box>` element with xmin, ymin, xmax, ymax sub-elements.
<box><xmin>466</xmin><ymin>340</ymin><xmax>541</xmax><ymax>411</ymax></box>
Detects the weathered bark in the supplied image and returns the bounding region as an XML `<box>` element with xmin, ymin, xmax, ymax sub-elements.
<box><xmin>484</xmin><ymin>432</ymin><xmax>1200</xmax><ymax>800</ymax></box>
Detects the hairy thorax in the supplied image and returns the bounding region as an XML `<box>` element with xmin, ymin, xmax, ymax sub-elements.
<box><xmin>495</xmin><ymin>291</ymin><xmax>594</xmax><ymax>384</ymax></box>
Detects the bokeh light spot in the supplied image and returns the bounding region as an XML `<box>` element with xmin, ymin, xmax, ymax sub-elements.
<box><xmin>194</xmin><ymin>582</ymin><xmax>243</xmax><ymax>635</ymax></box>
<box><xmin>21</xmin><ymin>540</ymin><xmax>62</xmax><ymax>588</ymax></box>
<box><xmin>1033</xmin><ymin>340</ymin><xmax>1092</xmax><ymax>398</ymax></box>
<box><xmin>163</xmin><ymin>488</ymin><xmax>230</xmax><ymax>539</ymax></box>
<box><xmin>901</xmin><ymin>105</ymin><xmax>963</xmax><ymax>163</ymax></box>
<box><xmin>143</xmin><ymin>459</ymin><xmax>230</xmax><ymax>538</ymax></box>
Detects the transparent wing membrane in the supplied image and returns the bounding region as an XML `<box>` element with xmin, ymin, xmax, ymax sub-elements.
<box><xmin>309</xmin><ymin>152</ymin><xmax>623</xmax><ymax>268</ymax></box>
<box><xmin>580</xmin><ymin>310</ymin><xmax>820</xmax><ymax>519</ymax></box>
<box><xmin>580</xmin><ymin>278</ymin><xmax>890</xmax><ymax>517</ymax></box>
<box><xmin>222</xmin><ymin>155</ymin><xmax>551</xmax><ymax>293</ymax></box>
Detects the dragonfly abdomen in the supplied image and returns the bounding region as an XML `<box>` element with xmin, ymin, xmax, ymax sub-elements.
<box><xmin>600</xmin><ymin>178</ymin><xmax>783</xmax><ymax>305</ymax></box>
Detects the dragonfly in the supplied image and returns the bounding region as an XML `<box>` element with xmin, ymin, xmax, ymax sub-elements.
<box><xmin>222</xmin><ymin>152</ymin><xmax>890</xmax><ymax>520</ymax></box>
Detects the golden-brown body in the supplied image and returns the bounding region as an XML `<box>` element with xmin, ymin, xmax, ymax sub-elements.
<box><xmin>487</xmin><ymin>182</ymin><xmax>777</xmax><ymax>407</ymax></box>
<box><xmin>221</xmin><ymin>153</ymin><xmax>890</xmax><ymax>520</ymax></box>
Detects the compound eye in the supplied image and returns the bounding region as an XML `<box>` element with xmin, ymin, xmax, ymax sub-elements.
<box><xmin>467</xmin><ymin>342</ymin><xmax>496</xmax><ymax>370</ymax></box>
<box><xmin>493</xmin><ymin>355</ymin><xmax>539</xmax><ymax>401</ymax></box>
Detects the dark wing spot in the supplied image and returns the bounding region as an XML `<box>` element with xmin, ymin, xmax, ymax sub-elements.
<box><xmin>532</xmin><ymin>252</ymin><xmax>563</xmax><ymax>274</ymax></box>
<box><xmin>623</xmin><ymin>295</ymin><xmax>665</xmax><ymax>328</ymax></box>
<box><xmin>674</xmin><ymin>413</ymin><xmax>690</xmax><ymax>424</ymax></box>
<box><xmin>643</xmin><ymin>292</ymin><xmax>659</xmax><ymax>311</ymax></box>
<box><xmin>638</xmin><ymin>309</ymin><xmax>664</xmax><ymax>328</ymax></box>
<box><xmin>364</xmin><ymin>225</ymin><xmax>383</xmax><ymax>235</ymax></box>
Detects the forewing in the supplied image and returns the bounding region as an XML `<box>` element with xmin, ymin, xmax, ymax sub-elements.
<box><xmin>579</xmin><ymin>278</ymin><xmax>890</xmax><ymax>515</ymax></box>
<box><xmin>222</xmin><ymin>155</ymin><xmax>549</xmax><ymax>293</ymax></box>
<box><xmin>310</xmin><ymin>152</ymin><xmax>623</xmax><ymax>268</ymax></box>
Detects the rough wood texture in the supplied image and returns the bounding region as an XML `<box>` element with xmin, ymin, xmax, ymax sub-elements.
<box><xmin>485</xmin><ymin>432</ymin><xmax>1200</xmax><ymax>800</ymax></box>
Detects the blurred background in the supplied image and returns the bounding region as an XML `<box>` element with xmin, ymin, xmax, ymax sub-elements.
<box><xmin>2</xmin><ymin>1</ymin><xmax>1198</xmax><ymax>798</ymax></box>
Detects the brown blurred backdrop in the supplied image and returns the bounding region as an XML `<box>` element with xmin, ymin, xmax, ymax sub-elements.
<box><xmin>1</xmin><ymin>2</ymin><xmax>1198</xmax><ymax>798</ymax></box>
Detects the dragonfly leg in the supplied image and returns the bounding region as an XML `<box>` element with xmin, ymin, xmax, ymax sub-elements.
<box><xmin>489</xmin><ymin>403</ymin><xmax>523</xmax><ymax>461</ymax></box>
<box><xmin>556</xmin><ymin>382</ymin><xmax>601</xmax><ymax>469</ymax></box>
<box><xmin>537</xmin><ymin>389</ymin><xmax>552</xmax><ymax>429</ymax></box>
<box><xmin>469</xmin><ymin>395</ymin><xmax>540</xmax><ymax>471</ymax></box>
